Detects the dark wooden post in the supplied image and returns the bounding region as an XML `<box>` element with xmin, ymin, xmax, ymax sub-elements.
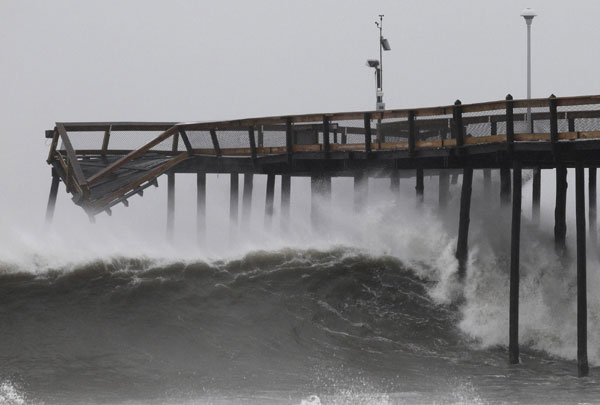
<box><xmin>453</xmin><ymin>100</ymin><xmax>464</xmax><ymax>149</ymax></box>
<box><xmin>323</xmin><ymin>115</ymin><xmax>330</xmax><ymax>155</ymax></box>
<box><xmin>456</xmin><ymin>167</ymin><xmax>473</xmax><ymax>279</ymax></box>
<box><xmin>196</xmin><ymin>171</ymin><xmax>206</xmax><ymax>244</ymax></box>
<box><xmin>44</xmin><ymin>169</ymin><xmax>60</xmax><ymax>227</ymax></box>
<box><xmin>257</xmin><ymin>125</ymin><xmax>264</xmax><ymax>147</ymax></box>
<box><xmin>509</xmin><ymin>160</ymin><xmax>522</xmax><ymax>365</ymax></box>
<box><xmin>555</xmin><ymin>166</ymin><xmax>568</xmax><ymax>255</ymax></box>
<box><xmin>242</xmin><ymin>173</ymin><xmax>253</xmax><ymax>230</ymax></box>
<box><xmin>264</xmin><ymin>173</ymin><xmax>275</xmax><ymax>229</ymax></box>
<box><xmin>549</xmin><ymin>94</ymin><xmax>559</xmax><ymax>157</ymax></box>
<box><xmin>286</xmin><ymin>118</ymin><xmax>293</xmax><ymax>166</ymax></box>
<box><xmin>416</xmin><ymin>167</ymin><xmax>424</xmax><ymax>203</ymax></box>
<box><xmin>230</xmin><ymin>173</ymin><xmax>239</xmax><ymax>239</ymax></box>
<box><xmin>439</xmin><ymin>172</ymin><xmax>450</xmax><ymax>209</ymax></box>
<box><xmin>210</xmin><ymin>129</ymin><xmax>222</xmax><ymax>157</ymax></box>
<box><xmin>364</xmin><ymin>113</ymin><xmax>372</xmax><ymax>153</ymax></box>
<box><xmin>354</xmin><ymin>172</ymin><xmax>367</xmax><ymax>213</ymax></box>
<box><xmin>575</xmin><ymin>164</ymin><xmax>589</xmax><ymax>377</ymax></box>
<box><xmin>590</xmin><ymin>168</ymin><xmax>598</xmax><ymax>257</ymax></box>
<box><xmin>500</xmin><ymin>167</ymin><xmax>511</xmax><ymax>207</ymax></box>
<box><xmin>281</xmin><ymin>174</ymin><xmax>291</xmax><ymax>231</ymax></box>
<box><xmin>532</xmin><ymin>168</ymin><xmax>541</xmax><ymax>224</ymax></box>
<box><xmin>408</xmin><ymin>110</ymin><xmax>416</xmax><ymax>157</ymax></box>
<box><xmin>248</xmin><ymin>126</ymin><xmax>257</xmax><ymax>164</ymax></box>
<box><xmin>506</xmin><ymin>94</ymin><xmax>514</xmax><ymax>154</ymax></box>
<box><xmin>166</xmin><ymin>172</ymin><xmax>175</xmax><ymax>242</ymax></box>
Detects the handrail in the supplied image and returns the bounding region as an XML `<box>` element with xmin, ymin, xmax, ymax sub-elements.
<box><xmin>54</xmin><ymin>94</ymin><xmax>600</xmax><ymax>135</ymax></box>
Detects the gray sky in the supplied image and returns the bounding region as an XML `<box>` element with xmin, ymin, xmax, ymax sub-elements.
<box><xmin>1</xmin><ymin>0</ymin><xmax>600</xmax><ymax>233</ymax></box>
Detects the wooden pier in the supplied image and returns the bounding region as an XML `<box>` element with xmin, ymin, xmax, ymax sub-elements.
<box><xmin>45</xmin><ymin>94</ymin><xmax>600</xmax><ymax>376</ymax></box>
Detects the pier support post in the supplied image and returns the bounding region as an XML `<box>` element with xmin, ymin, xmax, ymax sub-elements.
<box><xmin>483</xmin><ymin>169</ymin><xmax>491</xmax><ymax>197</ymax></box>
<box><xmin>281</xmin><ymin>174</ymin><xmax>291</xmax><ymax>231</ymax></box>
<box><xmin>589</xmin><ymin>168</ymin><xmax>597</xmax><ymax>257</ymax></box>
<box><xmin>576</xmin><ymin>164</ymin><xmax>589</xmax><ymax>377</ymax></box>
<box><xmin>354</xmin><ymin>172</ymin><xmax>367</xmax><ymax>213</ymax></box>
<box><xmin>416</xmin><ymin>167</ymin><xmax>424</xmax><ymax>203</ymax></box>
<box><xmin>264</xmin><ymin>173</ymin><xmax>275</xmax><ymax>229</ymax></box>
<box><xmin>555</xmin><ymin>166</ymin><xmax>568</xmax><ymax>255</ymax></box>
<box><xmin>500</xmin><ymin>166</ymin><xmax>511</xmax><ymax>207</ymax></box>
<box><xmin>196</xmin><ymin>171</ymin><xmax>206</xmax><ymax>244</ymax></box>
<box><xmin>230</xmin><ymin>173</ymin><xmax>239</xmax><ymax>238</ymax></box>
<box><xmin>311</xmin><ymin>174</ymin><xmax>331</xmax><ymax>231</ymax></box>
<box><xmin>44</xmin><ymin>169</ymin><xmax>60</xmax><ymax>227</ymax></box>
<box><xmin>166</xmin><ymin>172</ymin><xmax>175</xmax><ymax>242</ymax></box>
<box><xmin>390</xmin><ymin>170</ymin><xmax>400</xmax><ymax>195</ymax></box>
<box><xmin>242</xmin><ymin>173</ymin><xmax>253</xmax><ymax>230</ymax></box>
<box><xmin>439</xmin><ymin>172</ymin><xmax>450</xmax><ymax>210</ymax></box>
<box><xmin>509</xmin><ymin>160</ymin><xmax>522</xmax><ymax>365</ymax></box>
<box><xmin>456</xmin><ymin>167</ymin><xmax>473</xmax><ymax>279</ymax></box>
<box><xmin>532</xmin><ymin>168</ymin><xmax>541</xmax><ymax>224</ymax></box>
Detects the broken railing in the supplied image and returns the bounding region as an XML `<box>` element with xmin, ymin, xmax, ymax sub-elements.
<box><xmin>46</xmin><ymin>94</ymin><xmax>600</xmax><ymax>215</ymax></box>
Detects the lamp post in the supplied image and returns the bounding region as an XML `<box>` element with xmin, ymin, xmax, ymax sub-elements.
<box><xmin>367</xmin><ymin>15</ymin><xmax>391</xmax><ymax>111</ymax></box>
<box><xmin>521</xmin><ymin>8</ymin><xmax>536</xmax><ymax>133</ymax></box>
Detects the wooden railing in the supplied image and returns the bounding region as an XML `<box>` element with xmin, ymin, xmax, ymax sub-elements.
<box><xmin>46</xmin><ymin>94</ymin><xmax>600</xmax><ymax>211</ymax></box>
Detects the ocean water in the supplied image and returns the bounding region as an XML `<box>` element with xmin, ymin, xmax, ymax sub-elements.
<box><xmin>1</xmin><ymin>172</ymin><xmax>600</xmax><ymax>404</ymax></box>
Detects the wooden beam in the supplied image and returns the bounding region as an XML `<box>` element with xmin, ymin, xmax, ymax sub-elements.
<box><xmin>323</xmin><ymin>115</ymin><xmax>330</xmax><ymax>155</ymax></box>
<box><xmin>178</xmin><ymin>129</ymin><xmax>194</xmax><ymax>156</ymax></box>
<box><xmin>56</xmin><ymin>123</ymin><xmax>88</xmax><ymax>191</ymax></box>
<box><xmin>575</xmin><ymin>164</ymin><xmax>589</xmax><ymax>377</ymax></box>
<box><xmin>509</xmin><ymin>160</ymin><xmax>522</xmax><ymax>364</ymax></box>
<box><xmin>416</xmin><ymin>167</ymin><xmax>424</xmax><ymax>203</ymax></box>
<box><xmin>286</xmin><ymin>118</ymin><xmax>293</xmax><ymax>166</ymax></box>
<box><xmin>101</xmin><ymin>126</ymin><xmax>111</xmax><ymax>157</ymax></box>
<box><xmin>210</xmin><ymin>129</ymin><xmax>222</xmax><ymax>157</ymax></box>
<box><xmin>550</xmin><ymin>95</ymin><xmax>559</xmax><ymax>157</ymax></box>
<box><xmin>506</xmin><ymin>95</ymin><xmax>514</xmax><ymax>154</ymax></box>
<box><xmin>248</xmin><ymin>126</ymin><xmax>257</xmax><ymax>163</ymax></box>
<box><xmin>408</xmin><ymin>110</ymin><xmax>416</xmax><ymax>157</ymax></box>
<box><xmin>87</xmin><ymin>125</ymin><xmax>179</xmax><ymax>185</ymax></box>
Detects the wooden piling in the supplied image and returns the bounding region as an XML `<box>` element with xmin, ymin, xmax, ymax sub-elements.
<box><xmin>242</xmin><ymin>173</ymin><xmax>253</xmax><ymax>229</ymax></box>
<box><xmin>456</xmin><ymin>167</ymin><xmax>473</xmax><ymax>279</ymax></box>
<box><xmin>483</xmin><ymin>169</ymin><xmax>491</xmax><ymax>197</ymax></box>
<box><xmin>196</xmin><ymin>171</ymin><xmax>206</xmax><ymax>244</ymax></box>
<box><xmin>439</xmin><ymin>172</ymin><xmax>450</xmax><ymax>209</ymax></box>
<box><xmin>532</xmin><ymin>168</ymin><xmax>541</xmax><ymax>224</ymax></box>
<box><xmin>575</xmin><ymin>164</ymin><xmax>589</xmax><ymax>377</ymax></box>
<box><xmin>264</xmin><ymin>173</ymin><xmax>275</xmax><ymax>229</ymax></box>
<box><xmin>44</xmin><ymin>170</ymin><xmax>60</xmax><ymax>227</ymax></box>
<box><xmin>416</xmin><ymin>167</ymin><xmax>424</xmax><ymax>203</ymax></box>
<box><xmin>230</xmin><ymin>173</ymin><xmax>239</xmax><ymax>231</ymax></box>
<box><xmin>354</xmin><ymin>172</ymin><xmax>367</xmax><ymax>213</ymax></box>
<box><xmin>311</xmin><ymin>174</ymin><xmax>331</xmax><ymax>231</ymax></box>
<box><xmin>589</xmin><ymin>168</ymin><xmax>597</xmax><ymax>257</ymax></box>
<box><xmin>509</xmin><ymin>160</ymin><xmax>522</xmax><ymax>365</ymax></box>
<box><xmin>500</xmin><ymin>167</ymin><xmax>511</xmax><ymax>207</ymax></box>
<box><xmin>281</xmin><ymin>174</ymin><xmax>291</xmax><ymax>231</ymax></box>
<box><xmin>166</xmin><ymin>172</ymin><xmax>175</xmax><ymax>242</ymax></box>
<box><xmin>390</xmin><ymin>171</ymin><xmax>400</xmax><ymax>194</ymax></box>
<box><xmin>555</xmin><ymin>166</ymin><xmax>568</xmax><ymax>255</ymax></box>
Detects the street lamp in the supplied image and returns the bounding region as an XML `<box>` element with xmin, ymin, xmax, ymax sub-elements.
<box><xmin>521</xmin><ymin>7</ymin><xmax>536</xmax><ymax>133</ymax></box>
<box><xmin>366</xmin><ymin>15</ymin><xmax>391</xmax><ymax>110</ymax></box>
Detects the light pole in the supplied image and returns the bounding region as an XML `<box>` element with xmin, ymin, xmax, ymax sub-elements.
<box><xmin>367</xmin><ymin>15</ymin><xmax>391</xmax><ymax>110</ymax></box>
<box><xmin>521</xmin><ymin>8</ymin><xmax>536</xmax><ymax>133</ymax></box>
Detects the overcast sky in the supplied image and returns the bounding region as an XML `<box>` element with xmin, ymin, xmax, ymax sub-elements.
<box><xmin>1</xmin><ymin>0</ymin><xmax>599</xmax><ymax>234</ymax></box>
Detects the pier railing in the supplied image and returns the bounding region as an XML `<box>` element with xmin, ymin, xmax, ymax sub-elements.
<box><xmin>46</xmin><ymin>94</ymin><xmax>600</xmax><ymax>213</ymax></box>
